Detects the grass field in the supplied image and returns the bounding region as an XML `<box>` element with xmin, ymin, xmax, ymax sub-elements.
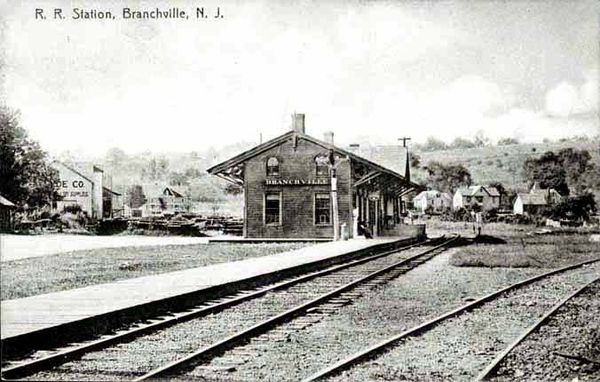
<box><xmin>439</xmin><ymin>221</ymin><xmax>600</xmax><ymax>268</ymax></box>
<box><xmin>1</xmin><ymin>242</ymin><xmax>309</xmax><ymax>301</ymax></box>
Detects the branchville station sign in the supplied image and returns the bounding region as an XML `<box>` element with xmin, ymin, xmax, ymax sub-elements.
<box><xmin>264</xmin><ymin>178</ymin><xmax>330</xmax><ymax>186</ymax></box>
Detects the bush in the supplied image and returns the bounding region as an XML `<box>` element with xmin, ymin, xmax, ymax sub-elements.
<box><xmin>63</xmin><ymin>204</ymin><xmax>83</xmax><ymax>214</ymax></box>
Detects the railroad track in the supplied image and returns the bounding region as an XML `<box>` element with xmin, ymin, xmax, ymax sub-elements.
<box><xmin>134</xmin><ymin>235</ymin><xmax>459</xmax><ymax>381</ymax></box>
<box><xmin>302</xmin><ymin>257</ymin><xmax>600</xmax><ymax>381</ymax></box>
<box><xmin>1</xmin><ymin>235</ymin><xmax>457</xmax><ymax>380</ymax></box>
<box><xmin>476</xmin><ymin>276</ymin><xmax>600</xmax><ymax>381</ymax></box>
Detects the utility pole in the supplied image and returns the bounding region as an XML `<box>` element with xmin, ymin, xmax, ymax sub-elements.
<box><xmin>317</xmin><ymin>149</ymin><xmax>347</xmax><ymax>241</ymax></box>
<box><xmin>398</xmin><ymin>137</ymin><xmax>411</xmax><ymax>216</ymax></box>
<box><xmin>398</xmin><ymin>137</ymin><xmax>411</xmax><ymax>182</ymax></box>
<box><xmin>398</xmin><ymin>137</ymin><xmax>411</xmax><ymax>147</ymax></box>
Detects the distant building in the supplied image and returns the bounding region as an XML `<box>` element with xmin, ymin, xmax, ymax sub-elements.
<box><xmin>0</xmin><ymin>194</ymin><xmax>16</xmax><ymax>232</ymax></box>
<box><xmin>513</xmin><ymin>184</ymin><xmax>562</xmax><ymax>215</ymax></box>
<box><xmin>413</xmin><ymin>190</ymin><xmax>452</xmax><ymax>214</ymax></box>
<box><xmin>51</xmin><ymin>161</ymin><xmax>122</xmax><ymax>219</ymax></box>
<box><xmin>453</xmin><ymin>185</ymin><xmax>500</xmax><ymax>211</ymax></box>
<box><xmin>142</xmin><ymin>186</ymin><xmax>190</xmax><ymax>216</ymax></box>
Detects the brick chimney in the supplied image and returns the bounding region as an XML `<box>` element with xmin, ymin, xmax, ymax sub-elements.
<box><xmin>323</xmin><ymin>131</ymin><xmax>334</xmax><ymax>145</ymax></box>
<box><xmin>291</xmin><ymin>113</ymin><xmax>305</xmax><ymax>134</ymax></box>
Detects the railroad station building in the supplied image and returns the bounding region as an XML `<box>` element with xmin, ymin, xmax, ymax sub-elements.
<box><xmin>208</xmin><ymin>114</ymin><xmax>423</xmax><ymax>239</ymax></box>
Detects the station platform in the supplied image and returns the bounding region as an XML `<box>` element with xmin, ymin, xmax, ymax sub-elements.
<box><xmin>1</xmin><ymin>236</ymin><xmax>413</xmax><ymax>350</ymax></box>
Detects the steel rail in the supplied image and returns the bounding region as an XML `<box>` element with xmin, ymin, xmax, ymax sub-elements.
<box><xmin>302</xmin><ymin>257</ymin><xmax>600</xmax><ymax>382</ymax></box>
<box><xmin>1</xmin><ymin>236</ymin><xmax>434</xmax><ymax>380</ymax></box>
<box><xmin>134</xmin><ymin>235</ymin><xmax>460</xmax><ymax>381</ymax></box>
<box><xmin>475</xmin><ymin>276</ymin><xmax>600</xmax><ymax>381</ymax></box>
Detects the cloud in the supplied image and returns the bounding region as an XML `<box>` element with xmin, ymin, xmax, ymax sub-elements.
<box><xmin>545</xmin><ymin>70</ymin><xmax>599</xmax><ymax>117</ymax></box>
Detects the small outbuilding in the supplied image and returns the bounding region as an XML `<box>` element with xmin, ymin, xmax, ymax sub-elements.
<box><xmin>0</xmin><ymin>194</ymin><xmax>17</xmax><ymax>232</ymax></box>
<box><xmin>513</xmin><ymin>186</ymin><xmax>562</xmax><ymax>215</ymax></box>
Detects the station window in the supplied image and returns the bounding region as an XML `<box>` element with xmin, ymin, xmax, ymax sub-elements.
<box><xmin>315</xmin><ymin>193</ymin><xmax>331</xmax><ymax>225</ymax></box>
<box><xmin>266</xmin><ymin>157</ymin><xmax>279</xmax><ymax>176</ymax></box>
<box><xmin>265</xmin><ymin>192</ymin><xmax>281</xmax><ymax>225</ymax></box>
<box><xmin>315</xmin><ymin>155</ymin><xmax>329</xmax><ymax>177</ymax></box>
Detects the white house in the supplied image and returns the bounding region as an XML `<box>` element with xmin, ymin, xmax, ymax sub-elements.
<box><xmin>413</xmin><ymin>190</ymin><xmax>452</xmax><ymax>214</ymax></box>
<box><xmin>513</xmin><ymin>186</ymin><xmax>562</xmax><ymax>215</ymax></box>
<box><xmin>453</xmin><ymin>185</ymin><xmax>500</xmax><ymax>211</ymax></box>
<box><xmin>142</xmin><ymin>186</ymin><xmax>190</xmax><ymax>216</ymax></box>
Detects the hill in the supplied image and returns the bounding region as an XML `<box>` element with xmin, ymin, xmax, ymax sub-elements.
<box><xmin>416</xmin><ymin>137</ymin><xmax>599</xmax><ymax>191</ymax></box>
<box><xmin>60</xmin><ymin>136</ymin><xmax>598</xmax><ymax>213</ymax></box>
<box><xmin>354</xmin><ymin>136</ymin><xmax>599</xmax><ymax>192</ymax></box>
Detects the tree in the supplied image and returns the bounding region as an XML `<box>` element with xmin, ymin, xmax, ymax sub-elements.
<box><xmin>105</xmin><ymin>147</ymin><xmax>127</xmax><ymax>168</ymax></box>
<box><xmin>423</xmin><ymin>161</ymin><xmax>472</xmax><ymax>194</ymax></box>
<box><xmin>523</xmin><ymin>151</ymin><xmax>569</xmax><ymax>195</ymax></box>
<box><xmin>550</xmin><ymin>193</ymin><xmax>596</xmax><ymax>221</ymax></box>
<box><xmin>410</xmin><ymin>153</ymin><xmax>421</xmax><ymax>169</ymax></box>
<box><xmin>0</xmin><ymin>107</ymin><xmax>60</xmax><ymax>208</ymax></box>
<box><xmin>473</xmin><ymin>130</ymin><xmax>490</xmax><ymax>147</ymax></box>
<box><xmin>557</xmin><ymin>148</ymin><xmax>594</xmax><ymax>194</ymax></box>
<box><xmin>497</xmin><ymin>137</ymin><xmax>519</xmax><ymax>146</ymax></box>
<box><xmin>523</xmin><ymin>148</ymin><xmax>595</xmax><ymax>196</ymax></box>
<box><xmin>125</xmin><ymin>185</ymin><xmax>147</xmax><ymax>208</ymax></box>
<box><xmin>449</xmin><ymin>137</ymin><xmax>476</xmax><ymax>150</ymax></box>
<box><xmin>488</xmin><ymin>182</ymin><xmax>506</xmax><ymax>196</ymax></box>
<box><xmin>168</xmin><ymin>171</ymin><xmax>189</xmax><ymax>186</ymax></box>
<box><xmin>421</xmin><ymin>136</ymin><xmax>448</xmax><ymax>152</ymax></box>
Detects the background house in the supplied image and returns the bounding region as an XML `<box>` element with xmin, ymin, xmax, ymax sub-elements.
<box><xmin>453</xmin><ymin>185</ymin><xmax>500</xmax><ymax>211</ymax></box>
<box><xmin>142</xmin><ymin>185</ymin><xmax>190</xmax><ymax>217</ymax></box>
<box><xmin>514</xmin><ymin>185</ymin><xmax>562</xmax><ymax>215</ymax></box>
<box><xmin>413</xmin><ymin>190</ymin><xmax>452</xmax><ymax>214</ymax></box>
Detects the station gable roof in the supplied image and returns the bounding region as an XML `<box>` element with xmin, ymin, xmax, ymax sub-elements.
<box><xmin>207</xmin><ymin>130</ymin><xmax>423</xmax><ymax>195</ymax></box>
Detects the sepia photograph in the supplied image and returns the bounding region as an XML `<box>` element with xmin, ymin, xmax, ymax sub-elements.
<box><xmin>1</xmin><ymin>0</ymin><xmax>599</xmax><ymax>380</ymax></box>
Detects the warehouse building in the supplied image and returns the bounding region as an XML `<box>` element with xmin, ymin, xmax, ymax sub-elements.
<box><xmin>51</xmin><ymin>161</ymin><xmax>122</xmax><ymax>219</ymax></box>
<box><xmin>208</xmin><ymin>114</ymin><xmax>423</xmax><ymax>239</ymax></box>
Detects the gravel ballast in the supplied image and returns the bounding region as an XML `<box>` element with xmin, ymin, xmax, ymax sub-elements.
<box><xmin>333</xmin><ymin>262</ymin><xmax>600</xmax><ymax>382</ymax></box>
<box><xmin>490</xmin><ymin>280</ymin><xmax>600</xmax><ymax>381</ymax></box>
<box><xmin>187</xmin><ymin>249</ymin><xmax>551</xmax><ymax>381</ymax></box>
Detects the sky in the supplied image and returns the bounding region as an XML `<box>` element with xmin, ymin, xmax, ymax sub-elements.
<box><xmin>1</xmin><ymin>0</ymin><xmax>598</xmax><ymax>156</ymax></box>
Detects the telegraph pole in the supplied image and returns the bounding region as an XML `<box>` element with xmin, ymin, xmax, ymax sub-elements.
<box><xmin>316</xmin><ymin>149</ymin><xmax>346</xmax><ymax>241</ymax></box>
<box><xmin>398</xmin><ymin>137</ymin><xmax>411</xmax><ymax>182</ymax></box>
<box><xmin>331</xmin><ymin>163</ymin><xmax>339</xmax><ymax>241</ymax></box>
<box><xmin>398</xmin><ymin>137</ymin><xmax>411</xmax><ymax>217</ymax></box>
